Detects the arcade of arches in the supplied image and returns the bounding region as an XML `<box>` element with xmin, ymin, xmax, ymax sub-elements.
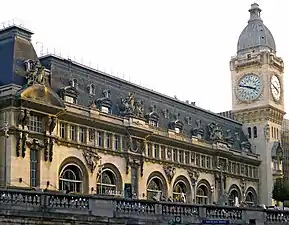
<box><xmin>58</xmin><ymin>159</ymin><xmax>257</xmax><ymax>205</ymax></box>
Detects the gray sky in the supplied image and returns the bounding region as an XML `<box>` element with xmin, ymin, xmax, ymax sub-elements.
<box><xmin>1</xmin><ymin>0</ymin><xmax>288</xmax><ymax>114</ymax></box>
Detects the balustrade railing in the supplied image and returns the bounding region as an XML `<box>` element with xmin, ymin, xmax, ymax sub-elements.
<box><xmin>0</xmin><ymin>187</ymin><xmax>287</xmax><ymax>224</ymax></box>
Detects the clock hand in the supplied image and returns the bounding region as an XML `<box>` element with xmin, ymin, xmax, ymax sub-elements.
<box><xmin>272</xmin><ymin>84</ymin><xmax>279</xmax><ymax>93</ymax></box>
<box><xmin>239</xmin><ymin>84</ymin><xmax>256</xmax><ymax>90</ymax></box>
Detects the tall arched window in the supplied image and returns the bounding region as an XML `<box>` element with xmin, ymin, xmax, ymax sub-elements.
<box><xmin>173</xmin><ymin>181</ymin><xmax>187</xmax><ymax>202</ymax></box>
<box><xmin>245</xmin><ymin>192</ymin><xmax>255</xmax><ymax>206</ymax></box>
<box><xmin>147</xmin><ymin>177</ymin><xmax>163</xmax><ymax>200</ymax></box>
<box><xmin>229</xmin><ymin>189</ymin><xmax>240</xmax><ymax>206</ymax></box>
<box><xmin>247</xmin><ymin>127</ymin><xmax>252</xmax><ymax>139</ymax></box>
<box><xmin>97</xmin><ymin>169</ymin><xmax>117</xmax><ymax>195</ymax></box>
<box><xmin>253</xmin><ymin>126</ymin><xmax>257</xmax><ymax>138</ymax></box>
<box><xmin>196</xmin><ymin>185</ymin><xmax>209</xmax><ymax>205</ymax></box>
<box><xmin>59</xmin><ymin>164</ymin><xmax>83</xmax><ymax>193</ymax></box>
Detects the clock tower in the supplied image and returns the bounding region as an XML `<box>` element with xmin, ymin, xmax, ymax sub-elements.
<box><xmin>230</xmin><ymin>3</ymin><xmax>285</xmax><ymax>206</ymax></box>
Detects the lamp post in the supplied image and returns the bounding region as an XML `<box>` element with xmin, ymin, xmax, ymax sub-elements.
<box><xmin>0</xmin><ymin>121</ymin><xmax>9</xmax><ymax>188</ymax></box>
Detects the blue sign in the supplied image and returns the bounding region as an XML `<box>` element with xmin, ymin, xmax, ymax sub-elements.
<box><xmin>201</xmin><ymin>220</ymin><xmax>229</xmax><ymax>224</ymax></box>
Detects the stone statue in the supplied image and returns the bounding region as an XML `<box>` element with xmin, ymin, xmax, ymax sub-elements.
<box><xmin>187</xmin><ymin>169</ymin><xmax>200</xmax><ymax>187</ymax></box>
<box><xmin>163</xmin><ymin>165</ymin><xmax>175</xmax><ymax>184</ymax></box>
<box><xmin>24</xmin><ymin>59</ymin><xmax>47</xmax><ymax>86</ymax></box>
<box><xmin>82</xmin><ymin>150</ymin><xmax>101</xmax><ymax>173</ymax></box>
<box><xmin>264</xmin><ymin>124</ymin><xmax>270</xmax><ymax>142</ymax></box>
<box><xmin>192</xmin><ymin>119</ymin><xmax>205</xmax><ymax>138</ymax></box>
<box><xmin>119</xmin><ymin>92</ymin><xmax>144</xmax><ymax>117</ymax></box>
<box><xmin>208</xmin><ymin>122</ymin><xmax>223</xmax><ymax>141</ymax></box>
<box><xmin>18</xmin><ymin>109</ymin><xmax>30</xmax><ymax>129</ymax></box>
<box><xmin>224</xmin><ymin>129</ymin><xmax>234</xmax><ymax>146</ymax></box>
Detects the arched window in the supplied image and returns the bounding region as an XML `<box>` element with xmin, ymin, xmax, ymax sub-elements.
<box><xmin>147</xmin><ymin>177</ymin><xmax>163</xmax><ymax>200</ymax></box>
<box><xmin>245</xmin><ymin>192</ymin><xmax>255</xmax><ymax>206</ymax></box>
<box><xmin>196</xmin><ymin>185</ymin><xmax>209</xmax><ymax>205</ymax></box>
<box><xmin>59</xmin><ymin>164</ymin><xmax>83</xmax><ymax>193</ymax></box>
<box><xmin>173</xmin><ymin>181</ymin><xmax>187</xmax><ymax>202</ymax></box>
<box><xmin>229</xmin><ymin>189</ymin><xmax>240</xmax><ymax>206</ymax></box>
<box><xmin>97</xmin><ymin>169</ymin><xmax>117</xmax><ymax>195</ymax></box>
<box><xmin>247</xmin><ymin>127</ymin><xmax>252</xmax><ymax>139</ymax></box>
<box><xmin>253</xmin><ymin>126</ymin><xmax>257</xmax><ymax>138</ymax></box>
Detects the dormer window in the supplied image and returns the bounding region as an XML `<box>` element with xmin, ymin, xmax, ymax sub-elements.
<box><xmin>88</xmin><ymin>83</ymin><xmax>95</xmax><ymax>95</ymax></box>
<box><xmin>59</xmin><ymin>78</ymin><xmax>79</xmax><ymax>104</ymax></box>
<box><xmin>169</xmin><ymin>120</ymin><xmax>184</xmax><ymax>134</ymax></box>
<box><xmin>145</xmin><ymin>105</ymin><xmax>159</xmax><ymax>128</ymax></box>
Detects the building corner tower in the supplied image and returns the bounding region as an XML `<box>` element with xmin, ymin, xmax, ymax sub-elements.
<box><xmin>230</xmin><ymin>3</ymin><xmax>285</xmax><ymax>206</ymax></box>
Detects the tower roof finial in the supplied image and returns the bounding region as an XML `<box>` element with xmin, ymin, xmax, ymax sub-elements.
<box><xmin>249</xmin><ymin>3</ymin><xmax>262</xmax><ymax>22</ymax></box>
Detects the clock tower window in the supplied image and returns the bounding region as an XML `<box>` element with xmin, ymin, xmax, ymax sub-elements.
<box><xmin>248</xmin><ymin>127</ymin><xmax>252</xmax><ymax>139</ymax></box>
<box><xmin>253</xmin><ymin>126</ymin><xmax>257</xmax><ymax>138</ymax></box>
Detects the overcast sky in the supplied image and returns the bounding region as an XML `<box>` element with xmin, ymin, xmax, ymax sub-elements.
<box><xmin>1</xmin><ymin>0</ymin><xmax>288</xmax><ymax>114</ymax></box>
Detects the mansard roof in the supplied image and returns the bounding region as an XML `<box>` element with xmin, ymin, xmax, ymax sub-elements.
<box><xmin>39</xmin><ymin>54</ymin><xmax>252</xmax><ymax>152</ymax></box>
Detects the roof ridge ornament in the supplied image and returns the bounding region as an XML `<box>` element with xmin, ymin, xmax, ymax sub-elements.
<box><xmin>248</xmin><ymin>3</ymin><xmax>262</xmax><ymax>22</ymax></box>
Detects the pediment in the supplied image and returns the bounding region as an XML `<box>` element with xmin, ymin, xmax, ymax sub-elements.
<box><xmin>17</xmin><ymin>84</ymin><xmax>65</xmax><ymax>108</ymax></box>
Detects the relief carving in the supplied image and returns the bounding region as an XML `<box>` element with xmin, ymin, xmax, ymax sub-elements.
<box><xmin>125</xmin><ymin>155</ymin><xmax>144</xmax><ymax>176</ymax></box>
<box><xmin>47</xmin><ymin>116</ymin><xmax>57</xmax><ymax>134</ymax></box>
<box><xmin>208</xmin><ymin>122</ymin><xmax>223</xmax><ymax>141</ymax></box>
<box><xmin>163</xmin><ymin>165</ymin><xmax>175</xmax><ymax>184</ymax></box>
<box><xmin>241</xmin><ymin>141</ymin><xmax>252</xmax><ymax>152</ymax></box>
<box><xmin>27</xmin><ymin>139</ymin><xmax>45</xmax><ymax>151</ymax></box>
<box><xmin>49</xmin><ymin>137</ymin><xmax>55</xmax><ymax>162</ymax></box>
<box><xmin>192</xmin><ymin>119</ymin><xmax>205</xmax><ymax>139</ymax></box>
<box><xmin>187</xmin><ymin>169</ymin><xmax>200</xmax><ymax>187</ymax></box>
<box><xmin>118</xmin><ymin>92</ymin><xmax>144</xmax><ymax>117</ymax></box>
<box><xmin>264</xmin><ymin>124</ymin><xmax>270</xmax><ymax>142</ymax></box>
<box><xmin>21</xmin><ymin>133</ymin><xmax>28</xmax><ymax>158</ymax></box>
<box><xmin>82</xmin><ymin>150</ymin><xmax>101</xmax><ymax>173</ymax></box>
<box><xmin>18</xmin><ymin>109</ymin><xmax>30</xmax><ymax>129</ymax></box>
<box><xmin>240</xmin><ymin>178</ymin><xmax>246</xmax><ymax>197</ymax></box>
<box><xmin>24</xmin><ymin>59</ymin><xmax>48</xmax><ymax>86</ymax></box>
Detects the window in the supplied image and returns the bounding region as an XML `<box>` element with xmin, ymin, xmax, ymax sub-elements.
<box><xmin>201</xmin><ymin>155</ymin><xmax>206</xmax><ymax>167</ymax></box>
<box><xmin>173</xmin><ymin>181</ymin><xmax>187</xmax><ymax>203</ymax></box>
<box><xmin>161</xmin><ymin>146</ymin><xmax>166</xmax><ymax>159</ymax></box>
<box><xmin>247</xmin><ymin>127</ymin><xmax>252</xmax><ymax>139</ymax></box>
<box><xmin>147</xmin><ymin>177</ymin><xmax>163</xmax><ymax>200</ymax></box>
<box><xmin>147</xmin><ymin>143</ymin><xmax>152</xmax><ymax>157</ymax></box>
<box><xmin>89</xmin><ymin>128</ymin><xmax>95</xmax><ymax>142</ymax></box>
<box><xmin>179</xmin><ymin>150</ymin><xmax>184</xmax><ymax>163</ymax></box>
<box><xmin>59</xmin><ymin>123</ymin><xmax>66</xmax><ymax>138</ymax></box>
<box><xmin>228</xmin><ymin>161</ymin><xmax>232</xmax><ymax>173</ymax></box>
<box><xmin>229</xmin><ymin>190</ymin><xmax>240</xmax><ymax>206</ymax></box>
<box><xmin>97</xmin><ymin>169</ymin><xmax>118</xmax><ymax>195</ymax></box>
<box><xmin>185</xmin><ymin>152</ymin><xmax>190</xmax><ymax>164</ymax></box>
<box><xmin>173</xmin><ymin>149</ymin><xmax>178</xmax><ymax>162</ymax></box>
<box><xmin>64</xmin><ymin>96</ymin><xmax>76</xmax><ymax>104</ymax></box>
<box><xmin>79</xmin><ymin>127</ymin><xmax>85</xmax><ymax>143</ymax></box>
<box><xmin>191</xmin><ymin>153</ymin><xmax>195</xmax><ymax>165</ymax></box>
<box><xmin>253</xmin><ymin>126</ymin><xmax>257</xmax><ymax>138</ymax></box>
<box><xmin>29</xmin><ymin>114</ymin><xmax>42</xmax><ymax>132</ymax></box>
<box><xmin>154</xmin><ymin>144</ymin><xmax>159</xmax><ymax>158</ymax></box>
<box><xmin>30</xmin><ymin>149</ymin><xmax>39</xmax><ymax>187</ymax></box>
<box><xmin>70</xmin><ymin>125</ymin><xmax>76</xmax><ymax>141</ymax></box>
<box><xmin>206</xmin><ymin>156</ymin><xmax>211</xmax><ymax>168</ymax></box>
<box><xmin>59</xmin><ymin>164</ymin><xmax>83</xmax><ymax>193</ymax></box>
<box><xmin>196</xmin><ymin>154</ymin><xmax>200</xmax><ymax>166</ymax></box>
<box><xmin>114</xmin><ymin>135</ymin><xmax>120</xmax><ymax>150</ymax></box>
<box><xmin>106</xmin><ymin>133</ymin><xmax>111</xmax><ymax>149</ymax></box>
<box><xmin>97</xmin><ymin>131</ymin><xmax>104</xmax><ymax>147</ymax></box>
<box><xmin>149</xmin><ymin>120</ymin><xmax>158</xmax><ymax>127</ymax></box>
<box><xmin>196</xmin><ymin>185</ymin><xmax>209</xmax><ymax>205</ymax></box>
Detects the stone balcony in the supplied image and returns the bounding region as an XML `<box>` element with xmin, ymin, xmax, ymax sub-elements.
<box><xmin>0</xmin><ymin>188</ymin><xmax>287</xmax><ymax>225</ymax></box>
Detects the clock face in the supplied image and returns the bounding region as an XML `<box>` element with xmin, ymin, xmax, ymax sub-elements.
<box><xmin>271</xmin><ymin>75</ymin><xmax>281</xmax><ymax>102</ymax></box>
<box><xmin>236</xmin><ymin>74</ymin><xmax>262</xmax><ymax>101</ymax></box>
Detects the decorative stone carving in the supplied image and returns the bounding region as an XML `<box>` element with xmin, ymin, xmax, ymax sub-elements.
<box><xmin>264</xmin><ymin>124</ymin><xmax>270</xmax><ymax>142</ymax></box>
<box><xmin>44</xmin><ymin>138</ymin><xmax>49</xmax><ymax>161</ymax></box>
<box><xmin>169</xmin><ymin>113</ymin><xmax>184</xmax><ymax>132</ymax></box>
<box><xmin>16</xmin><ymin>132</ymin><xmax>21</xmax><ymax>157</ymax></box>
<box><xmin>208</xmin><ymin>122</ymin><xmax>223</xmax><ymax>141</ymax></box>
<box><xmin>47</xmin><ymin>116</ymin><xmax>57</xmax><ymax>134</ymax></box>
<box><xmin>27</xmin><ymin>139</ymin><xmax>45</xmax><ymax>151</ymax></box>
<box><xmin>82</xmin><ymin>150</ymin><xmax>101</xmax><ymax>173</ymax></box>
<box><xmin>235</xmin><ymin>131</ymin><xmax>240</xmax><ymax>141</ymax></box>
<box><xmin>49</xmin><ymin>137</ymin><xmax>55</xmax><ymax>162</ymax></box>
<box><xmin>167</xmin><ymin>148</ymin><xmax>172</xmax><ymax>159</ymax></box>
<box><xmin>192</xmin><ymin>119</ymin><xmax>205</xmax><ymax>139</ymax></box>
<box><xmin>125</xmin><ymin>155</ymin><xmax>144</xmax><ymax>176</ymax></box>
<box><xmin>96</xmin><ymin>89</ymin><xmax>113</xmax><ymax>113</ymax></box>
<box><xmin>224</xmin><ymin>129</ymin><xmax>234</xmax><ymax>146</ymax></box>
<box><xmin>118</xmin><ymin>92</ymin><xmax>144</xmax><ymax>117</ymax></box>
<box><xmin>24</xmin><ymin>59</ymin><xmax>49</xmax><ymax>86</ymax></box>
<box><xmin>241</xmin><ymin>141</ymin><xmax>251</xmax><ymax>152</ymax></box>
<box><xmin>240</xmin><ymin>178</ymin><xmax>246</xmax><ymax>197</ymax></box>
<box><xmin>18</xmin><ymin>109</ymin><xmax>30</xmax><ymax>129</ymax></box>
<box><xmin>187</xmin><ymin>169</ymin><xmax>200</xmax><ymax>187</ymax></box>
<box><xmin>163</xmin><ymin>165</ymin><xmax>175</xmax><ymax>184</ymax></box>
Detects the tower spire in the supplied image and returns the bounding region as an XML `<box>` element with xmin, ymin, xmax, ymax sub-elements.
<box><xmin>248</xmin><ymin>3</ymin><xmax>262</xmax><ymax>22</ymax></box>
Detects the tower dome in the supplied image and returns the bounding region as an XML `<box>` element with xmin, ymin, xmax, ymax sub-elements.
<box><xmin>237</xmin><ymin>3</ymin><xmax>276</xmax><ymax>55</ymax></box>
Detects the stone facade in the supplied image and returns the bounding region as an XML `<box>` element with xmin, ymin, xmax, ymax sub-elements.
<box><xmin>0</xmin><ymin>3</ymin><xmax>285</xmax><ymax>225</ymax></box>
